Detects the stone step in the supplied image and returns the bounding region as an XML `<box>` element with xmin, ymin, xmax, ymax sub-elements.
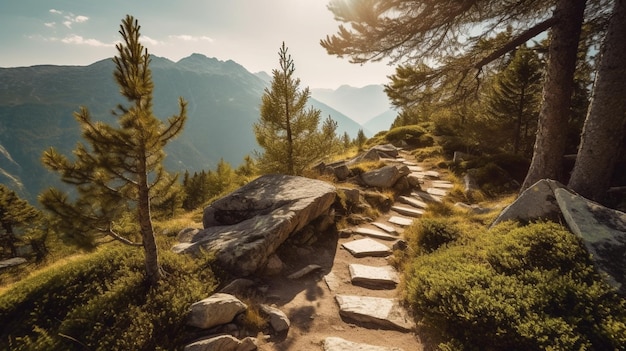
<box><xmin>426</xmin><ymin>187</ymin><xmax>448</xmax><ymax>197</ymax></box>
<box><xmin>431</xmin><ymin>180</ymin><xmax>454</xmax><ymax>189</ymax></box>
<box><xmin>372</xmin><ymin>222</ymin><xmax>398</xmax><ymax>234</ymax></box>
<box><xmin>349</xmin><ymin>263</ymin><xmax>399</xmax><ymax>289</ymax></box>
<box><xmin>335</xmin><ymin>295</ymin><xmax>416</xmax><ymax>332</ymax></box>
<box><xmin>402</xmin><ymin>160</ymin><xmax>418</xmax><ymax>166</ymax></box>
<box><xmin>354</xmin><ymin>227</ymin><xmax>397</xmax><ymax>241</ymax></box>
<box><xmin>342</xmin><ymin>238</ymin><xmax>392</xmax><ymax>258</ymax></box>
<box><xmin>407</xmin><ymin>165</ymin><xmax>424</xmax><ymax>172</ymax></box>
<box><xmin>391</xmin><ymin>205</ymin><xmax>425</xmax><ymax>218</ymax></box>
<box><xmin>398</xmin><ymin>196</ymin><xmax>428</xmax><ymax>209</ymax></box>
<box><xmin>424</xmin><ymin>170</ymin><xmax>440</xmax><ymax>178</ymax></box>
<box><xmin>412</xmin><ymin>191</ymin><xmax>442</xmax><ymax>203</ymax></box>
<box><xmin>388</xmin><ymin>216</ymin><xmax>413</xmax><ymax>226</ymax></box>
<box><xmin>323</xmin><ymin>337</ymin><xmax>405</xmax><ymax>351</ymax></box>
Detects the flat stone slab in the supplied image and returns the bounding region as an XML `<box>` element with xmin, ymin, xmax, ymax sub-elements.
<box><xmin>408</xmin><ymin>165</ymin><xmax>424</xmax><ymax>172</ymax></box>
<box><xmin>354</xmin><ymin>227</ymin><xmax>397</xmax><ymax>241</ymax></box>
<box><xmin>287</xmin><ymin>264</ymin><xmax>322</xmax><ymax>279</ymax></box>
<box><xmin>324</xmin><ymin>337</ymin><xmax>404</xmax><ymax>351</ymax></box>
<box><xmin>424</xmin><ymin>170</ymin><xmax>440</xmax><ymax>178</ymax></box>
<box><xmin>335</xmin><ymin>295</ymin><xmax>416</xmax><ymax>331</ymax></box>
<box><xmin>342</xmin><ymin>238</ymin><xmax>392</xmax><ymax>258</ymax></box>
<box><xmin>412</xmin><ymin>191</ymin><xmax>442</xmax><ymax>203</ymax></box>
<box><xmin>372</xmin><ymin>222</ymin><xmax>397</xmax><ymax>233</ymax></box>
<box><xmin>388</xmin><ymin>216</ymin><xmax>413</xmax><ymax>226</ymax></box>
<box><xmin>349</xmin><ymin>264</ymin><xmax>399</xmax><ymax>289</ymax></box>
<box><xmin>0</xmin><ymin>257</ymin><xmax>27</xmax><ymax>270</ymax></box>
<box><xmin>399</xmin><ymin>196</ymin><xmax>428</xmax><ymax>209</ymax></box>
<box><xmin>324</xmin><ymin>272</ymin><xmax>341</xmax><ymax>292</ymax></box>
<box><xmin>391</xmin><ymin>205</ymin><xmax>425</xmax><ymax>218</ymax></box>
<box><xmin>431</xmin><ymin>180</ymin><xmax>454</xmax><ymax>189</ymax></box>
<box><xmin>403</xmin><ymin>161</ymin><xmax>418</xmax><ymax>166</ymax></box>
<box><xmin>426</xmin><ymin>187</ymin><xmax>448</xmax><ymax>197</ymax></box>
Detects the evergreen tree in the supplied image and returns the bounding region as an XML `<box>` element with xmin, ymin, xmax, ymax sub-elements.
<box><xmin>235</xmin><ymin>155</ymin><xmax>258</xmax><ymax>177</ymax></box>
<box><xmin>319</xmin><ymin>115</ymin><xmax>341</xmax><ymax>155</ymax></box>
<box><xmin>341</xmin><ymin>131</ymin><xmax>352</xmax><ymax>150</ymax></box>
<box><xmin>0</xmin><ymin>185</ymin><xmax>40</xmax><ymax>258</ymax></box>
<box><xmin>39</xmin><ymin>15</ymin><xmax>187</xmax><ymax>286</ymax></box>
<box><xmin>484</xmin><ymin>45</ymin><xmax>543</xmax><ymax>156</ymax></box>
<box><xmin>254</xmin><ymin>42</ymin><xmax>322</xmax><ymax>175</ymax></box>
<box><xmin>355</xmin><ymin>128</ymin><xmax>367</xmax><ymax>150</ymax></box>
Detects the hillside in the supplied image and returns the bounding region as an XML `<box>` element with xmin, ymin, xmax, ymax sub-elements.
<box><xmin>0</xmin><ymin>54</ymin><xmax>363</xmax><ymax>203</ymax></box>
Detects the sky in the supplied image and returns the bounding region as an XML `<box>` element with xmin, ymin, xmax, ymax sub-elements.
<box><xmin>0</xmin><ymin>0</ymin><xmax>396</xmax><ymax>89</ymax></box>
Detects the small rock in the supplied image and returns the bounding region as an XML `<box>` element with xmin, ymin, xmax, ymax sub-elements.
<box><xmin>263</xmin><ymin>254</ymin><xmax>284</xmax><ymax>276</ymax></box>
<box><xmin>187</xmin><ymin>293</ymin><xmax>248</xmax><ymax>329</ymax></box>
<box><xmin>342</xmin><ymin>238</ymin><xmax>391</xmax><ymax>258</ymax></box>
<box><xmin>260</xmin><ymin>304</ymin><xmax>290</xmax><ymax>333</ymax></box>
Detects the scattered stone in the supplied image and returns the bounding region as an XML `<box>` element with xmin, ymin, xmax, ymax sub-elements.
<box><xmin>187</xmin><ymin>293</ymin><xmax>248</xmax><ymax>329</ymax></box>
<box><xmin>338</xmin><ymin>228</ymin><xmax>353</xmax><ymax>238</ymax></box>
<box><xmin>354</xmin><ymin>227</ymin><xmax>397</xmax><ymax>241</ymax></box>
<box><xmin>174</xmin><ymin>175</ymin><xmax>336</xmax><ymax>277</ymax></box>
<box><xmin>406</xmin><ymin>173</ymin><xmax>423</xmax><ymax>188</ymax></box>
<box><xmin>407</xmin><ymin>165</ymin><xmax>424</xmax><ymax>172</ymax></box>
<box><xmin>324</xmin><ymin>272</ymin><xmax>341</xmax><ymax>292</ymax></box>
<box><xmin>388</xmin><ymin>216</ymin><xmax>413</xmax><ymax>226</ymax></box>
<box><xmin>392</xmin><ymin>239</ymin><xmax>408</xmax><ymax>251</ymax></box>
<box><xmin>361</xmin><ymin>165</ymin><xmax>410</xmax><ymax>188</ymax></box>
<box><xmin>323</xmin><ymin>337</ymin><xmax>404</xmax><ymax>351</ymax></box>
<box><xmin>184</xmin><ymin>335</ymin><xmax>257</xmax><ymax>351</ymax></box>
<box><xmin>349</xmin><ymin>263</ymin><xmax>399</xmax><ymax>289</ymax></box>
<box><xmin>398</xmin><ymin>196</ymin><xmax>428</xmax><ymax>209</ymax></box>
<box><xmin>426</xmin><ymin>187</ymin><xmax>448</xmax><ymax>197</ymax></box>
<box><xmin>337</xmin><ymin>187</ymin><xmax>360</xmax><ymax>205</ymax></box>
<box><xmin>260</xmin><ymin>304</ymin><xmax>290</xmax><ymax>333</ymax></box>
<box><xmin>391</xmin><ymin>205</ymin><xmax>425</xmax><ymax>218</ymax></box>
<box><xmin>263</xmin><ymin>254</ymin><xmax>285</xmax><ymax>276</ymax></box>
<box><xmin>464</xmin><ymin>171</ymin><xmax>480</xmax><ymax>191</ymax></box>
<box><xmin>287</xmin><ymin>264</ymin><xmax>323</xmax><ymax>279</ymax></box>
<box><xmin>0</xmin><ymin>257</ymin><xmax>27</xmax><ymax>270</ymax></box>
<box><xmin>342</xmin><ymin>238</ymin><xmax>392</xmax><ymax>258</ymax></box>
<box><xmin>335</xmin><ymin>295</ymin><xmax>416</xmax><ymax>331</ymax></box>
<box><xmin>372</xmin><ymin>222</ymin><xmax>397</xmax><ymax>234</ymax></box>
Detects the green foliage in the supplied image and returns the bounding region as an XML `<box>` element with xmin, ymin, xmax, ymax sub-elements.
<box><xmin>355</xmin><ymin>128</ymin><xmax>368</xmax><ymax>151</ymax></box>
<box><xmin>384</xmin><ymin>125</ymin><xmax>432</xmax><ymax>147</ymax></box>
<box><xmin>0</xmin><ymin>245</ymin><xmax>217</xmax><ymax>351</ymax></box>
<box><xmin>405</xmin><ymin>221</ymin><xmax>626</xmax><ymax>350</ymax></box>
<box><xmin>411</xmin><ymin>217</ymin><xmax>461</xmax><ymax>253</ymax></box>
<box><xmin>0</xmin><ymin>185</ymin><xmax>42</xmax><ymax>259</ymax></box>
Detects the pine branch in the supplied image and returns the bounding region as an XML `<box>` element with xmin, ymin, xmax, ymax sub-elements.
<box><xmin>107</xmin><ymin>224</ymin><xmax>143</xmax><ymax>247</ymax></box>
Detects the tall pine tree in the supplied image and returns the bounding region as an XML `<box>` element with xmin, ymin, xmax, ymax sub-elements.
<box><xmin>40</xmin><ymin>15</ymin><xmax>187</xmax><ymax>286</ymax></box>
<box><xmin>254</xmin><ymin>42</ymin><xmax>321</xmax><ymax>175</ymax></box>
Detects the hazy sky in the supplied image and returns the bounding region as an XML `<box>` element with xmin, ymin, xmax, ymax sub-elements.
<box><xmin>0</xmin><ymin>0</ymin><xmax>396</xmax><ymax>89</ymax></box>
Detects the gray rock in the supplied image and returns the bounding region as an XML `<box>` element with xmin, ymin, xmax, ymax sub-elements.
<box><xmin>287</xmin><ymin>264</ymin><xmax>322</xmax><ymax>279</ymax></box>
<box><xmin>335</xmin><ymin>295</ymin><xmax>416</xmax><ymax>331</ymax></box>
<box><xmin>426</xmin><ymin>187</ymin><xmax>448</xmax><ymax>197</ymax></box>
<box><xmin>262</xmin><ymin>254</ymin><xmax>284</xmax><ymax>276</ymax></box>
<box><xmin>463</xmin><ymin>171</ymin><xmax>480</xmax><ymax>191</ymax></box>
<box><xmin>337</xmin><ymin>187</ymin><xmax>361</xmax><ymax>205</ymax></box>
<box><xmin>0</xmin><ymin>257</ymin><xmax>27</xmax><ymax>270</ymax></box>
<box><xmin>391</xmin><ymin>205</ymin><xmax>424</xmax><ymax>218</ymax></box>
<box><xmin>372</xmin><ymin>222</ymin><xmax>397</xmax><ymax>234</ymax></box>
<box><xmin>388</xmin><ymin>216</ymin><xmax>413</xmax><ymax>227</ymax></box>
<box><xmin>342</xmin><ymin>238</ymin><xmax>392</xmax><ymax>258</ymax></box>
<box><xmin>187</xmin><ymin>293</ymin><xmax>248</xmax><ymax>329</ymax></box>
<box><xmin>219</xmin><ymin>278</ymin><xmax>256</xmax><ymax>296</ymax></box>
<box><xmin>177</xmin><ymin>228</ymin><xmax>200</xmax><ymax>242</ymax></box>
<box><xmin>323</xmin><ymin>337</ymin><xmax>404</xmax><ymax>351</ymax></box>
<box><xmin>361</xmin><ymin>165</ymin><xmax>409</xmax><ymax>188</ymax></box>
<box><xmin>324</xmin><ymin>272</ymin><xmax>341</xmax><ymax>292</ymax></box>
<box><xmin>260</xmin><ymin>304</ymin><xmax>290</xmax><ymax>333</ymax></box>
<box><xmin>399</xmin><ymin>196</ymin><xmax>428</xmax><ymax>209</ymax></box>
<box><xmin>184</xmin><ymin>335</ymin><xmax>257</xmax><ymax>351</ymax></box>
<box><xmin>412</xmin><ymin>191</ymin><xmax>442</xmax><ymax>204</ymax></box>
<box><xmin>173</xmin><ymin>175</ymin><xmax>336</xmax><ymax>276</ymax></box>
<box><xmin>349</xmin><ymin>263</ymin><xmax>399</xmax><ymax>289</ymax></box>
<box><xmin>491</xmin><ymin>179</ymin><xmax>565</xmax><ymax>226</ymax></box>
<box><xmin>555</xmin><ymin>188</ymin><xmax>626</xmax><ymax>294</ymax></box>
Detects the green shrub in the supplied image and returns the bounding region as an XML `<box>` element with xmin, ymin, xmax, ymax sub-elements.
<box><xmin>385</xmin><ymin>125</ymin><xmax>430</xmax><ymax>146</ymax></box>
<box><xmin>404</xmin><ymin>221</ymin><xmax>626</xmax><ymax>350</ymax></box>
<box><xmin>412</xmin><ymin>217</ymin><xmax>461</xmax><ymax>253</ymax></box>
<box><xmin>0</xmin><ymin>245</ymin><xmax>217</xmax><ymax>351</ymax></box>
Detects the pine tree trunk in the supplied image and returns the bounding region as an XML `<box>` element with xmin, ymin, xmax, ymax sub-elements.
<box><xmin>520</xmin><ymin>0</ymin><xmax>586</xmax><ymax>191</ymax></box>
<box><xmin>138</xmin><ymin>158</ymin><xmax>161</xmax><ymax>286</ymax></box>
<box><xmin>568</xmin><ymin>0</ymin><xmax>626</xmax><ymax>202</ymax></box>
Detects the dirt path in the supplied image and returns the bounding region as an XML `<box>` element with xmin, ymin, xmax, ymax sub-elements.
<box><xmin>258</xmin><ymin>150</ymin><xmax>446</xmax><ymax>351</ymax></box>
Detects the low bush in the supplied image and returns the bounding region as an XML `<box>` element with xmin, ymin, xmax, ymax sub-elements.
<box><xmin>404</xmin><ymin>221</ymin><xmax>626</xmax><ymax>350</ymax></box>
<box><xmin>0</xmin><ymin>245</ymin><xmax>217</xmax><ymax>351</ymax></box>
<box><xmin>411</xmin><ymin>217</ymin><xmax>462</xmax><ymax>253</ymax></box>
<box><xmin>385</xmin><ymin>125</ymin><xmax>432</xmax><ymax>147</ymax></box>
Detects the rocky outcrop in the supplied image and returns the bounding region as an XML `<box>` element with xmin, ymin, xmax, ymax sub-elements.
<box><xmin>361</xmin><ymin>165</ymin><xmax>410</xmax><ymax>188</ymax></box>
<box><xmin>173</xmin><ymin>175</ymin><xmax>336</xmax><ymax>276</ymax></box>
<box><xmin>492</xmin><ymin>179</ymin><xmax>626</xmax><ymax>294</ymax></box>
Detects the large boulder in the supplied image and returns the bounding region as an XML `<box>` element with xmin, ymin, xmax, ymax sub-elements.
<box><xmin>173</xmin><ymin>174</ymin><xmax>336</xmax><ymax>276</ymax></box>
<box><xmin>492</xmin><ymin>179</ymin><xmax>626</xmax><ymax>294</ymax></box>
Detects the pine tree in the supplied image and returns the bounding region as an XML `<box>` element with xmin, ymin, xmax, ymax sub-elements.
<box><xmin>39</xmin><ymin>15</ymin><xmax>187</xmax><ymax>286</ymax></box>
<box><xmin>484</xmin><ymin>45</ymin><xmax>543</xmax><ymax>156</ymax></box>
<box><xmin>0</xmin><ymin>185</ymin><xmax>40</xmax><ymax>258</ymax></box>
<box><xmin>254</xmin><ymin>42</ymin><xmax>322</xmax><ymax>175</ymax></box>
<box><xmin>355</xmin><ymin>129</ymin><xmax>367</xmax><ymax>151</ymax></box>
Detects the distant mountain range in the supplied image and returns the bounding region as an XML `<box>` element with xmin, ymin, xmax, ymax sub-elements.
<box><xmin>0</xmin><ymin>54</ymin><xmax>394</xmax><ymax>203</ymax></box>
